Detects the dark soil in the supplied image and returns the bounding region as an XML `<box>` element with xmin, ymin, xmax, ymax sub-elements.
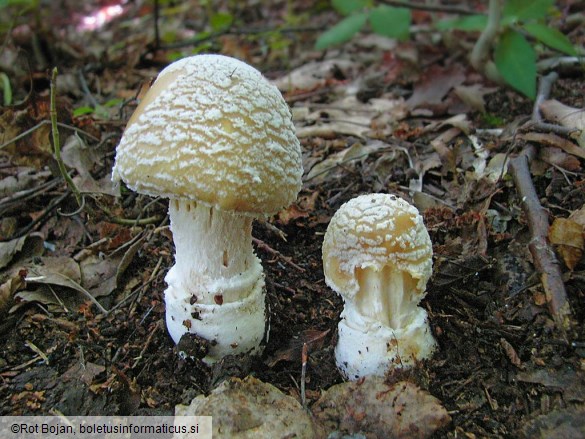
<box><xmin>1</xmin><ymin>1</ymin><xmax>584</xmax><ymax>438</ymax></box>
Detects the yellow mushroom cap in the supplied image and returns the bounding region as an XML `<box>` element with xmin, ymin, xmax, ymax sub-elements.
<box><xmin>112</xmin><ymin>54</ymin><xmax>302</xmax><ymax>215</ymax></box>
<box><xmin>322</xmin><ymin>193</ymin><xmax>433</xmax><ymax>300</ymax></box>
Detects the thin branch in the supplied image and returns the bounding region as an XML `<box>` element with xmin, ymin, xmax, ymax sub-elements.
<box><xmin>0</xmin><ymin>120</ymin><xmax>99</xmax><ymax>151</ymax></box>
<box><xmin>50</xmin><ymin>67</ymin><xmax>82</xmax><ymax>208</ymax></box>
<box><xmin>470</xmin><ymin>0</ymin><xmax>503</xmax><ymax>83</ymax></box>
<box><xmin>532</xmin><ymin>72</ymin><xmax>558</xmax><ymax>122</ymax></box>
<box><xmin>300</xmin><ymin>342</ymin><xmax>308</xmax><ymax>408</ymax></box>
<box><xmin>158</xmin><ymin>25</ymin><xmax>322</xmax><ymax>51</ymax></box>
<box><xmin>7</xmin><ymin>191</ymin><xmax>70</xmax><ymax>240</ymax></box>
<box><xmin>0</xmin><ymin>171</ymin><xmax>55</xmax><ymax>209</ymax></box>
<box><xmin>58</xmin><ymin>195</ymin><xmax>86</xmax><ymax>217</ymax></box>
<box><xmin>522</xmin><ymin>72</ymin><xmax>580</xmax><ymax>140</ymax></box>
<box><xmin>522</xmin><ymin>121</ymin><xmax>577</xmax><ymax>138</ymax></box>
<box><xmin>508</xmin><ymin>72</ymin><xmax>572</xmax><ymax>330</ymax></box>
<box><xmin>252</xmin><ymin>237</ymin><xmax>305</xmax><ymax>272</ymax></box>
<box><xmin>153</xmin><ymin>0</ymin><xmax>160</xmax><ymax>49</ymax></box>
<box><xmin>537</xmin><ymin>56</ymin><xmax>584</xmax><ymax>71</ymax></box>
<box><xmin>108</xmin><ymin>215</ymin><xmax>164</xmax><ymax>226</ymax></box>
<box><xmin>132</xmin><ymin>320</ymin><xmax>162</xmax><ymax>369</ymax></box>
<box><xmin>378</xmin><ymin>0</ymin><xmax>475</xmax><ymax>15</ymax></box>
<box><xmin>509</xmin><ymin>147</ymin><xmax>571</xmax><ymax>329</ymax></box>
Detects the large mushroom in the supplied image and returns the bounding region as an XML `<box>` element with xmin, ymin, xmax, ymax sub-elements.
<box><xmin>322</xmin><ymin>193</ymin><xmax>436</xmax><ymax>379</ymax></box>
<box><xmin>113</xmin><ymin>54</ymin><xmax>302</xmax><ymax>363</ymax></box>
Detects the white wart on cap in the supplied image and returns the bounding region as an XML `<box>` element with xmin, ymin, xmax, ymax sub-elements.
<box><xmin>113</xmin><ymin>54</ymin><xmax>302</xmax><ymax>214</ymax></box>
<box><xmin>113</xmin><ymin>54</ymin><xmax>302</xmax><ymax>363</ymax></box>
<box><xmin>322</xmin><ymin>193</ymin><xmax>436</xmax><ymax>379</ymax></box>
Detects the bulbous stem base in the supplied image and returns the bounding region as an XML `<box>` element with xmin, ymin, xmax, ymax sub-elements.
<box><xmin>164</xmin><ymin>199</ymin><xmax>266</xmax><ymax>363</ymax></box>
<box><xmin>335</xmin><ymin>306</ymin><xmax>436</xmax><ymax>380</ymax></box>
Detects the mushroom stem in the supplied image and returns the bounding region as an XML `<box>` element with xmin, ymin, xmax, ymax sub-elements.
<box><xmin>164</xmin><ymin>199</ymin><xmax>266</xmax><ymax>362</ymax></box>
<box><xmin>166</xmin><ymin>199</ymin><xmax>261</xmax><ymax>305</ymax></box>
<box><xmin>336</xmin><ymin>304</ymin><xmax>436</xmax><ymax>379</ymax></box>
<box><xmin>355</xmin><ymin>265</ymin><xmax>419</xmax><ymax>329</ymax></box>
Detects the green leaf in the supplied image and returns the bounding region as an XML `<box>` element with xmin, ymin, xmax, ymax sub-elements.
<box><xmin>73</xmin><ymin>106</ymin><xmax>95</xmax><ymax>117</ymax></box>
<box><xmin>436</xmin><ymin>14</ymin><xmax>487</xmax><ymax>31</ymax></box>
<box><xmin>494</xmin><ymin>29</ymin><xmax>536</xmax><ymax>99</ymax></box>
<box><xmin>104</xmin><ymin>98</ymin><xmax>123</xmax><ymax>108</ymax></box>
<box><xmin>0</xmin><ymin>72</ymin><xmax>12</xmax><ymax>106</ymax></box>
<box><xmin>315</xmin><ymin>12</ymin><xmax>368</xmax><ymax>49</ymax></box>
<box><xmin>369</xmin><ymin>5</ymin><xmax>411</xmax><ymax>40</ymax></box>
<box><xmin>522</xmin><ymin>23</ymin><xmax>577</xmax><ymax>55</ymax></box>
<box><xmin>503</xmin><ymin>0</ymin><xmax>554</xmax><ymax>21</ymax></box>
<box><xmin>2</xmin><ymin>0</ymin><xmax>35</xmax><ymax>5</ymax></box>
<box><xmin>210</xmin><ymin>12</ymin><xmax>233</xmax><ymax>32</ymax></box>
<box><xmin>332</xmin><ymin>0</ymin><xmax>367</xmax><ymax>16</ymax></box>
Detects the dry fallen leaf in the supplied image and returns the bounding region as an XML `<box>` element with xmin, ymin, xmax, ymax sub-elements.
<box><xmin>539</xmin><ymin>146</ymin><xmax>582</xmax><ymax>172</ymax></box>
<box><xmin>11</xmin><ymin>256</ymin><xmax>92</xmax><ymax>313</ymax></box>
<box><xmin>278</xmin><ymin>189</ymin><xmax>319</xmax><ymax>226</ymax></box>
<box><xmin>453</xmin><ymin>84</ymin><xmax>497</xmax><ymax>114</ymax></box>
<box><xmin>430</xmin><ymin>126</ymin><xmax>460</xmax><ymax>173</ymax></box>
<box><xmin>0</xmin><ymin>236</ymin><xmax>29</xmax><ymax>270</ymax></box>
<box><xmin>273</xmin><ymin>59</ymin><xmax>358</xmax><ymax>92</ymax></box>
<box><xmin>0</xmin><ymin>168</ymin><xmax>50</xmax><ymax>198</ymax></box>
<box><xmin>519</xmin><ymin>132</ymin><xmax>585</xmax><ymax>160</ymax></box>
<box><xmin>407</xmin><ymin>64</ymin><xmax>466</xmax><ymax>113</ymax></box>
<box><xmin>0</xmin><ymin>269</ymin><xmax>27</xmax><ymax>316</ymax></box>
<box><xmin>570</xmin><ymin>204</ymin><xmax>585</xmax><ymax>227</ymax></box>
<box><xmin>312</xmin><ymin>377</ymin><xmax>451</xmax><ymax>439</ymax></box>
<box><xmin>62</xmin><ymin>134</ymin><xmax>117</xmax><ymax>196</ymax></box>
<box><xmin>500</xmin><ymin>337</ymin><xmax>523</xmax><ymax>369</ymax></box>
<box><xmin>306</xmin><ymin>141</ymin><xmax>387</xmax><ymax>184</ymax></box>
<box><xmin>295</xmin><ymin>95</ymin><xmax>407</xmax><ymax>140</ymax></box>
<box><xmin>540</xmin><ymin>99</ymin><xmax>585</xmax><ymax>131</ymax></box>
<box><xmin>0</xmin><ymin>233</ymin><xmax>44</xmax><ymax>270</ymax></box>
<box><xmin>549</xmin><ymin>217</ymin><xmax>584</xmax><ymax>270</ymax></box>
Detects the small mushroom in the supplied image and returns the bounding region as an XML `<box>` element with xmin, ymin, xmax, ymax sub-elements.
<box><xmin>113</xmin><ymin>55</ymin><xmax>302</xmax><ymax>363</ymax></box>
<box><xmin>322</xmin><ymin>193</ymin><xmax>436</xmax><ymax>379</ymax></box>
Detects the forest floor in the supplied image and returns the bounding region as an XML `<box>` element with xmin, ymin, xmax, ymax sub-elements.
<box><xmin>0</xmin><ymin>1</ymin><xmax>584</xmax><ymax>438</ymax></box>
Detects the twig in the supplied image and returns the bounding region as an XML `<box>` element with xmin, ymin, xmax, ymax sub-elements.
<box><xmin>153</xmin><ymin>0</ymin><xmax>160</xmax><ymax>49</ymax></box>
<box><xmin>132</xmin><ymin>320</ymin><xmax>162</xmax><ymax>369</ymax></box>
<box><xmin>327</xmin><ymin>182</ymin><xmax>358</xmax><ymax>206</ymax></box>
<box><xmin>538</xmin><ymin>56</ymin><xmax>584</xmax><ymax>71</ymax></box>
<box><xmin>0</xmin><ymin>120</ymin><xmax>99</xmax><ymax>151</ymax></box>
<box><xmin>107</xmin><ymin>215</ymin><xmax>163</xmax><ymax>226</ymax></box>
<box><xmin>304</xmin><ymin>149</ymin><xmax>392</xmax><ymax>183</ymax></box>
<box><xmin>470</xmin><ymin>0</ymin><xmax>503</xmax><ymax>83</ymax></box>
<box><xmin>159</xmin><ymin>25</ymin><xmax>322</xmax><ymax>51</ymax></box>
<box><xmin>284</xmin><ymin>87</ymin><xmax>333</xmax><ymax>104</ymax></box>
<box><xmin>509</xmin><ymin>147</ymin><xmax>571</xmax><ymax>329</ymax></box>
<box><xmin>532</xmin><ymin>72</ymin><xmax>558</xmax><ymax>122</ymax></box>
<box><xmin>50</xmin><ymin>68</ymin><xmax>82</xmax><ymax>208</ymax></box>
<box><xmin>77</xmin><ymin>68</ymin><xmax>98</xmax><ymax>108</ymax></box>
<box><xmin>252</xmin><ymin>237</ymin><xmax>305</xmax><ymax>272</ymax></box>
<box><xmin>378</xmin><ymin>0</ymin><xmax>475</xmax><ymax>15</ymax></box>
<box><xmin>58</xmin><ymin>195</ymin><xmax>86</xmax><ymax>217</ymax></box>
<box><xmin>508</xmin><ymin>72</ymin><xmax>572</xmax><ymax>329</ymax></box>
<box><xmin>0</xmin><ymin>171</ymin><xmax>55</xmax><ymax>208</ymax></box>
<box><xmin>300</xmin><ymin>342</ymin><xmax>308</xmax><ymax>408</ymax></box>
<box><xmin>7</xmin><ymin>190</ymin><xmax>70</xmax><ymax>240</ymax></box>
<box><xmin>522</xmin><ymin>121</ymin><xmax>577</xmax><ymax>138</ymax></box>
